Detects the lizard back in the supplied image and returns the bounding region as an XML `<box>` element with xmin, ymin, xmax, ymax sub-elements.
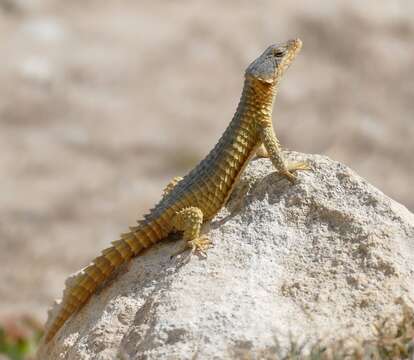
<box><xmin>151</xmin><ymin>78</ymin><xmax>274</xmax><ymax>221</ymax></box>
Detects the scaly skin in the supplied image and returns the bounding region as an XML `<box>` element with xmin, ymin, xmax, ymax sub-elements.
<box><xmin>44</xmin><ymin>38</ymin><xmax>308</xmax><ymax>342</ymax></box>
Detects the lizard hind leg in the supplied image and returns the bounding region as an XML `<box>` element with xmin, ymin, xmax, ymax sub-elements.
<box><xmin>171</xmin><ymin>206</ymin><xmax>211</xmax><ymax>257</ymax></box>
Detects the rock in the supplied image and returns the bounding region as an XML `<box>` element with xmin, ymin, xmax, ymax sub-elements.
<box><xmin>37</xmin><ymin>152</ymin><xmax>414</xmax><ymax>359</ymax></box>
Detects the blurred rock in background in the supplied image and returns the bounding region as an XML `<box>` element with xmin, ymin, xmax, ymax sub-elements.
<box><xmin>0</xmin><ymin>0</ymin><xmax>413</xmax><ymax>325</ymax></box>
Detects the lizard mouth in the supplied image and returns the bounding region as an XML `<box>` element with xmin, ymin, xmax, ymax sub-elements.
<box><xmin>285</xmin><ymin>38</ymin><xmax>302</xmax><ymax>63</ymax></box>
<box><xmin>287</xmin><ymin>38</ymin><xmax>302</xmax><ymax>54</ymax></box>
<box><xmin>276</xmin><ymin>38</ymin><xmax>302</xmax><ymax>76</ymax></box>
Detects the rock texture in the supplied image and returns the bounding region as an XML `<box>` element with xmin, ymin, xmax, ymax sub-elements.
<box><xmin>37</xmin><ymin>152</ymin><xmax>414</xmax><ymax>359</ymax></box>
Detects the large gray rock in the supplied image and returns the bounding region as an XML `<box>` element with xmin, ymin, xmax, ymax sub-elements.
<box><xmin>38</xmin><ymin>152</ymin><xmax>414</xmax><ymax>359</ymax></box>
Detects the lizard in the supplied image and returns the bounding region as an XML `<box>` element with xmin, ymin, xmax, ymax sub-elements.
<box><xmin>44</xmin><ymin>38</ymin><xmax>309</xmax><ymax>342</ymax></box>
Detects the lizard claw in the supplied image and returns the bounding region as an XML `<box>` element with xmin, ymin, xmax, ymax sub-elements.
<box><xmin>286</xmin><ymin>161</ymin><xmax>312</xmax><ymax>172</ymax></box>
<box><xmin>189</xmin><ymin>235</ymin><xmax>212</xmax><ymax>257</ymax></box>
<box><xmin>280</xmin><ymin>161</ymin><xmax>312</xmax><ymax>183</ymax></box>
<box><xmin>170</xmin><ymin>235</ymin><xmax>212</xmax><ymax>259</ymax></box>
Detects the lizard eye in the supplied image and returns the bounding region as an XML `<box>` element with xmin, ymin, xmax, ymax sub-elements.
<box><xmin>273</xmin><ymin>50</ymin><xmax>284</xmax><ymax>57</ymax></box>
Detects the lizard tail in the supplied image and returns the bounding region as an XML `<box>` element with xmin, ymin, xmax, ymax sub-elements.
<box><xmin>44</xmin><ymin>221</ymin><xmax>164</xmax><ymax>342</ymax></box>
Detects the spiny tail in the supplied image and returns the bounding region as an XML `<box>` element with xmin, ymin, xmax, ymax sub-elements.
<box><xmin>44</xmin><ymin>220</ymin><xmax>164</xmax><ymax>342</ymax></box>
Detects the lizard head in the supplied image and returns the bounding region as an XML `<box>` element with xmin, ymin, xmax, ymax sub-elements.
<box><xmin>245</xmin><ymin>38</ymin><xmax>302</xmax><ymax>85</ymax></box>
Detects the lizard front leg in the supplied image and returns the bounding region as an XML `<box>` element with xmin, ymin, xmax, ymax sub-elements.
<box><xmin>171</xmin><ymin>207</ymin><xmax>211</xmax><ymax>256</ymax></box>
<box><xmin>255</xmin><ymin>144</ymin><xmax>269</xmax><ymax>158</ymax></box>
<box><xmin>258</xmin><ymin>122</ymin><xmax>310</xmax><ymax>183</ymax></box>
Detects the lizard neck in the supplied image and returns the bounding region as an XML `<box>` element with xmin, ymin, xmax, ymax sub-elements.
<box><xmin>236</xmin><ymin>77</ymin><xmax>277</xmax><ymax>126</ymax></box>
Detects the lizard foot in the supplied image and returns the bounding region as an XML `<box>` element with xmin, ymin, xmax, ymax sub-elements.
<box><xmin>188</xmin><ymin>235</ymin><xmax>212</xmax><ymax>257</ymax></box>
<box><xmin>279</xmin><ymin>161</ymin><xmax>312</xmax><ymax>183</ymax></box>
<box><xmin>171</xmin><ymin>235</ymin><xmax>212</xmax><ymax>259</ymax></box>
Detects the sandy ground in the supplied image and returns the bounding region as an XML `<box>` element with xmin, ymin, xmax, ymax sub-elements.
<box><xmin>0</xmin><ymin>0</ymin><xmax>413</xmax><ymax>323</ymax></box>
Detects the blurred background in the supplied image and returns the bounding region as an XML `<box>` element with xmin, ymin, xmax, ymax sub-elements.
<box><xmin>0</xmin><ymin>0</ymin><xmax>413</xmax><ymax>344</ymax></box>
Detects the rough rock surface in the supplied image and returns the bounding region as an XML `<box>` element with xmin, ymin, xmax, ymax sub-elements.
<box><xmin>38</xmin><ymin>152</ymin><xmax>414</xmax><ymax>359</ymax></box>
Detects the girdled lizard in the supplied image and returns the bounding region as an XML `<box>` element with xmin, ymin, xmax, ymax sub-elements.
<box><xmin>44</xmin><ymin>38</ymin><xmax>308</xmax><ymax>342</ymax></box>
